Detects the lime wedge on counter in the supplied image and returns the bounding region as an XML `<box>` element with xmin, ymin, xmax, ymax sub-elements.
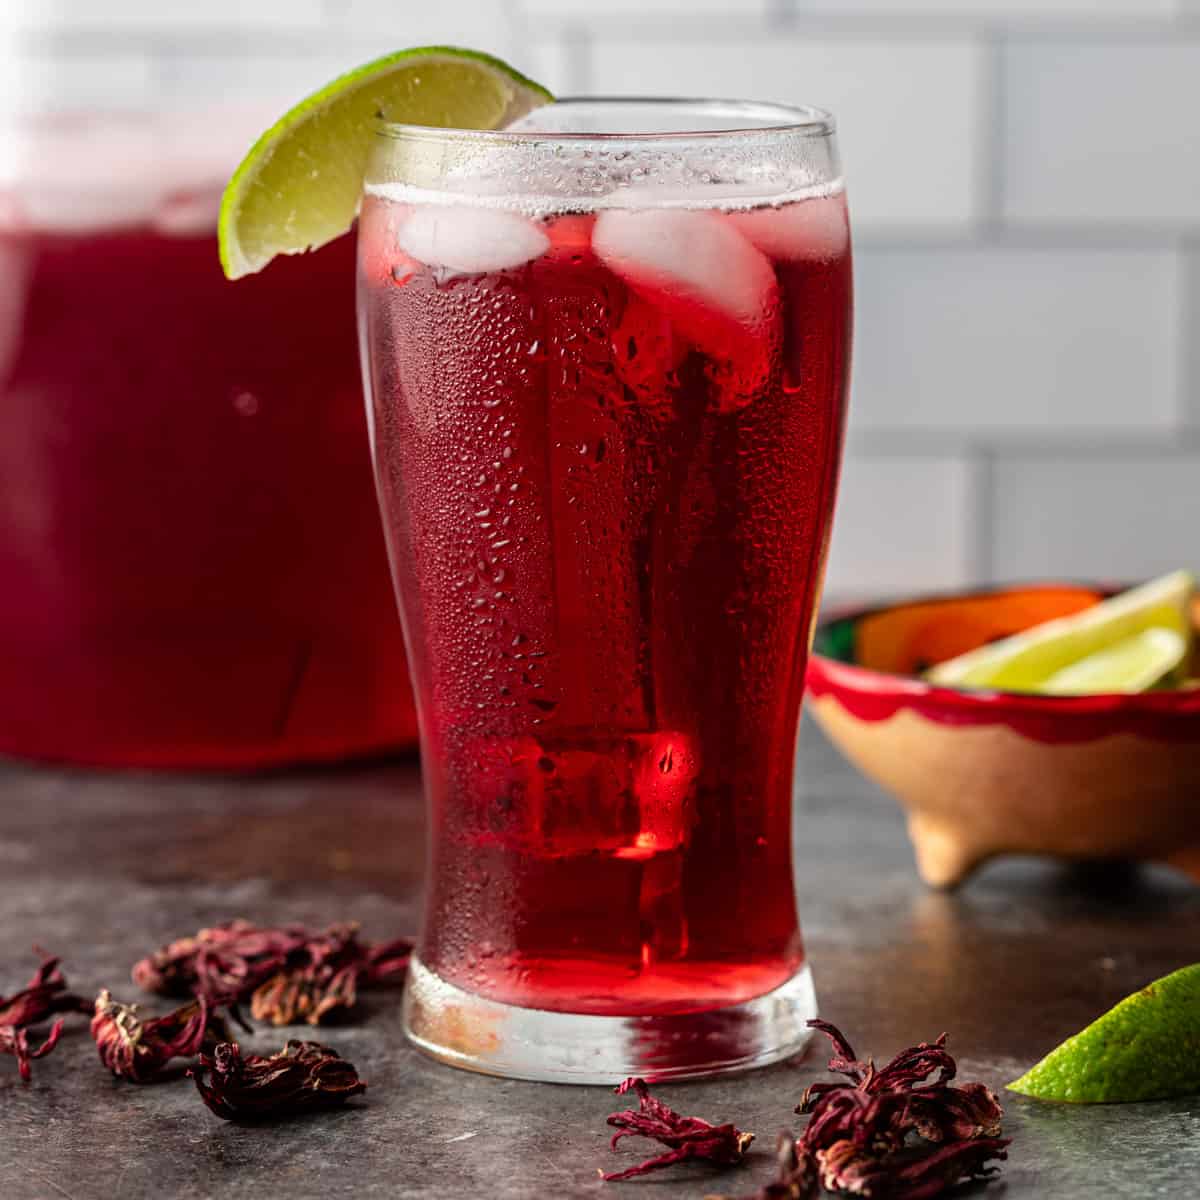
<box><xmin>1008</xmin><ymin>963</ymin><xmax>1200</xmax><ymax>1103</ymax></box>
<box><xmin>926</xmin><ymin>569</ymin><xmax>1195</xmax><ymax>692</ymax></box>
<box><xmin>218</xmin><ymin>46</ymin><xmax>552</xmax><ymax>279</ymax></box>
<box><xmin>1039</xmin><ymin>627</ymin><xmax>1187</xmax><ymax>695</ymax></box>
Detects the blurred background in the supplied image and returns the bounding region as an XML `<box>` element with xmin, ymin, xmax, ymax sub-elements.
<box><xmin>2</xmin><ymin>0</ymin><xmax>1195</xmax><ymax>604</ymax></box>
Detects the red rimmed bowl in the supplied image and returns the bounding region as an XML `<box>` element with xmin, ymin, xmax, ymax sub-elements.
<box><xmin>806</xmin><ymin>583</ymin><xmax>1200</xmax><ymax>888</ymax></box>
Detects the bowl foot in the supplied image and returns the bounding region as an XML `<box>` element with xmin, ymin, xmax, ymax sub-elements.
<box><xmin>907</xmin><ymin>814</ymin><xmax>989</xmax><ymax>889</ymax></box>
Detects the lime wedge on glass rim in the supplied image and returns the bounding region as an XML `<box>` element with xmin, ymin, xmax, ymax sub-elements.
<box><xmin>218</xmin><ymin>46</ymin><xmax>552</xmax><ymax>280</ymax></box>
<box><xmin>925</xmin><ymin>569</ymin><xmax>1195</xmax><ymax>693</ymax></box>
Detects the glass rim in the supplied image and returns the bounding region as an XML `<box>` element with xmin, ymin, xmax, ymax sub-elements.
<box><xmin>376</xmin><ymin>96</ymin><xmax>836</xmax><ymax>144</ymax></box>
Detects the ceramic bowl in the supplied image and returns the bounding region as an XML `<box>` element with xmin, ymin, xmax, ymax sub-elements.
<box><xmin>805</xmin><ymin>583</ymin><xmax>1200</xmax><ymax>888</ymax></box>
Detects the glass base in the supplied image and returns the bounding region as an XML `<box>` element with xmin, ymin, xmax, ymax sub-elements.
<box><xmin>402</xmin><ymin>955</ymin><xmax>818</xmax><ymax>1084</ymax></box>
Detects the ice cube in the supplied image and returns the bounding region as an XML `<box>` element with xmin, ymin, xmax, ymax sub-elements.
<box><xmin>592</xmin><ymin>208</ymin><xmax>777</xmax><ymax>339</ymax></box>
<box><xmin>396</xmin><ymin>205</ymin><xmax>550</xmax><ymax>276</ymax></box>
<box><xmin>462</xmin><ymin>731</ymin><xmax>699</xmax><ymax>859</ymax></box>
<box><xmin>593</xmin><ymin>208</ymin><xmax>781</xmax><ymax>411</ymax></box>
<box><xmin>728</xmin><ymin>194</ymin><xmax>849</xmax><ymax>263</ymax></box>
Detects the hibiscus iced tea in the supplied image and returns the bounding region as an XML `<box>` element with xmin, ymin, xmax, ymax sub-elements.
<box><xmin>0</xmin><ymin>115</ymin><xmax>416</xmax><ymax>766</ymax></box>
<box><xmin>359</xmin><ymin>101</ymin><xmax>851</xmax><ymax>1079</ymax></box>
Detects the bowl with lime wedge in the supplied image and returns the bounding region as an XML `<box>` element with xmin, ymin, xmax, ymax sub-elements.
<box><xmin>806</xmin><ymin>570</ymin><xmax>1200</xmax><ymax>889</ymax></box>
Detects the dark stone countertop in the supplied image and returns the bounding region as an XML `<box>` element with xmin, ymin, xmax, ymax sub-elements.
<box><xmin>1</xmin><ymin>721</ymin><xmax>1198</xmax><ymax>1199</ymax></box>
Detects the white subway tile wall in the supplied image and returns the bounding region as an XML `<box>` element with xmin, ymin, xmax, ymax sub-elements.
<box><xmin>1003</xmin><ymin>39</ymin><xmax>1200</xmax><ymax>229</ymax></box>
<box><xmin>0</xmin><ymin>51</ymin><xmax>154</xmax><ymax>112</ymax></box>
<box><xmin>584</xmin><ymin>36</ymin><xmax>985</xmax><ymax>232</ymax></box>
<box><xmin>792</xmin><ymin>1</ymin><xmax>1179</xmax><ymax>17</ymax></box>
<box><xmin>520</xmin><ymin>0</ymin><xmax>771</xmax><ymax>15</ymax></box>
<box><xmin>991</xmin><ymin>455</ymin><xmax>1200</xmax><ymax>583</ymax></box>
<box><xmin>825</xmin><ymin>453</ymin><xmax>978</xmax><ymax>596</ymax></box>
<box><xmin>852</xmin><ymin>247</ymin><xmax>1180</xmax><ymax>434</ymax></box>
<box><xmin>3</xmin><ymin>1</ymin><xmax>328</xmax><ymax>30</ymax></box>
<box><xmin>8</xmin><ymin>0</ymin><xmax>1195</xmax><ymax>597</ymax></box>
<box><xmin>334</xmin><ymin>2</ymin><xmax>519</xmax><ymax>57</ymax></box>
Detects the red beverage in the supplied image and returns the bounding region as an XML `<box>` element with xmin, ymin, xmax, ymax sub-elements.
<box><xmin>0</xmin><ymin>119</ymin><xmax>416</xmax><ymax>767</ymax></box>
<box><xmin>361</xmin><ymin>189</ymin><xmax>851</xmax><ymax>1016</ymax></box>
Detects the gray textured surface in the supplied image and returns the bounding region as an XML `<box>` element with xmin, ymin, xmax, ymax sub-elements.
<box><xmin>1</xmin><ymin>721</ymin><xmax>1198</xmax><ymax>1199</ymax></box>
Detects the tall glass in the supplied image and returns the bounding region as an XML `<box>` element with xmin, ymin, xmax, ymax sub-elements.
<box><xmin>359</xmin><ymin>99</ymin><xmax>852</xmax><ymax>1081</ymax></box>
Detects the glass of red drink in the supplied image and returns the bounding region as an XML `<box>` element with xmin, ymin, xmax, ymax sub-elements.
<box><xmin>359</xmin><ymin>99</ymin><xmax>852</xmax><ymax>1080</ymax></box>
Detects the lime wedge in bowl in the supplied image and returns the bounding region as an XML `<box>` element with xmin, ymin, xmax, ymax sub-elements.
<box><xmin>1039</xmin><ymin>627</ymin><xmax>1187</xmax><ymax>695</ymax></box>
<box><xmin>218</xmin><ymin>46</ymin><xmax>552</xmax><ymax>279</ymax></box>
<box><xmin>926</xmin><ymin>569</ymin><xmax>1195</xmax><ymax>692</ymax></box>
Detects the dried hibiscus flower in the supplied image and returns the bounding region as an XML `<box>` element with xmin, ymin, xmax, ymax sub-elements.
<box><xmin>91</xmin><ymin>989</ymin><xmax>231</xmax><ymax>1083</ymax></box>
<box><xmin>812</xmin><ymin>1136</ymin><xmax>1009</xmax><ymax>1200</ymax></box>
<box><xmin>601</xmin><ymin>1076</ymin><xmax>754</xmax><ymax>1182</ymax></box>
<box><xmin>795</xmin><ymin>1019</ymin><xmax>1009</xmax><ymax>1199</ymax></box>
<box><xmin>0</xmin><ymin>954</ymin><xmax>87</xmax><ymax>1082</ymax></box>
<box><xmin>133</xmin><ymin>920</ymin><xmax>411</xmax><ymax>1025</ymax></box>
<box><xmin>249</xmin><ymin>926</ymin><xmax>411</xmax><ymax>1026</ymax></box>
<box><xmin>132</xmin><ymin>920</ymin><xmax>312</xmax><ymax>1004</ymax></box>
<box><xmin>188</xmin><ymin>1039</ymin><xmax>366</xmax><ymax>1121</ymax></box>
<box><xmin>0</xmin><ymin>1021</ymin><xmax>65</xmax><ymax>1083</ymax></box>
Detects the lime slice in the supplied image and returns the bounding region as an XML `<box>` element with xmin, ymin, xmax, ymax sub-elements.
<box><xmin>1038</xmin><ymin>627</ymin><xmax>1186</xmax><ymax>695</ymax></box>
<box><xmin>926</xmin><ymin>569</ymin><xmax>1195</xmax><ymax>692</ymax></box>
<box><xmin>1008</xmin><ymin>963</ymin><xmax>1200</xmax><ymax>1103</ymax></box>
<box><xmin>218</xmin><ymin>46</ymin><xmax>552</xmax><ymax>279</ymax></box>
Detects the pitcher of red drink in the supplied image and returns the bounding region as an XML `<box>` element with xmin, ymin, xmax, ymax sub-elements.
<box><xmin>0</xmin><ymin>88</ymin><xmax>415</xmax><ymax>766</ymax></box>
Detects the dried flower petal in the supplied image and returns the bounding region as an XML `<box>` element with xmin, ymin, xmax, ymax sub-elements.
<box><xmin>133</xmin><ymin>920</ymin><xmax>412</xmax><ymax>1023</ymax></box>
<box><xmin>904</xmin><ymin>1082</ymin><xmax>1005</xmax><ymax>1144</ymax></box>
<box><xmin>601</xmin><ymin>1077</ymin><xmax>754</xmax><ymax>1182</ymax></box>
<box><xmin>0</xmin><ymin>955</ymin><xmax>88</xmax><ymax>1028</ymax></box>
<box><xmin>0</xmin><ymin>1019</ymin><xmax>65</xmax><ymax>1083</ymax></box>
<box><xmin>132</xmin><ymin>920</ymin><xmax>312</xmax><ymax>1004</ymax></box>
<box><xmin>794</xmin><ymin>1020</ymin><xmax>1009</xmax><ymax>1200</ymax></box>
<box><xmin>188</xmin><ymin>1039</ymin><xmax>366</xmax><ymax>1121</ymax></box>
<box><xmin>813</xmin><ymin>1139</ymin><xmax>887</xmax><ymax>1196</ymax></box>
<box><xmin>250</xmin><ymin>963</ymin><xmax>360</xmax><ymax>1027</ymax></box>
<box><xmin>0</xmin><ymin>954</ymin><xmax>86</xmax><ymax>1082</ymax></box>
<box><xmin>798</xmin><ymin>1021</ymin><xmax>957</xmax><ymax>1111</ymax></box>
<box><xmin>360</xmin><ymin>936</ymin><xmax>414</xmax><ymax>986</ymax></box>
<box><xmin>91</xmin><ymin>989</ymin><xmax>230</xmax><ymax>1083</ymax></box>
<box><xmin>707</xmin><ymin>1133</ymin><xmax>817</xmax><ymax>1200</ymax></box>
<box><xmin>894</xmin><ymin>1138</ymin><xmax>1009</xmax><ymax>1200</ymax></box>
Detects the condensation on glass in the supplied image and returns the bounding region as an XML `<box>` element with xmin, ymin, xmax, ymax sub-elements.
<box><xmin>359</xmin><ymin>99</ymin><xmax>852</xmax><ymax>1082</ymax></box>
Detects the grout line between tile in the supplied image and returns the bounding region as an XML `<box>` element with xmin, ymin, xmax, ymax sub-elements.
<box><xmin>768</xmin><ymin>0</ymin><xmax>796</xmax><ymax>30</ymax></box>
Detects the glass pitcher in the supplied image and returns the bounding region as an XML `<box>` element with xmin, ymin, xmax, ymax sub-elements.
<box><xmin>0</xmin><ymin>12</ymin><xmax>417</xmax><ymax>767</ymax></box>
